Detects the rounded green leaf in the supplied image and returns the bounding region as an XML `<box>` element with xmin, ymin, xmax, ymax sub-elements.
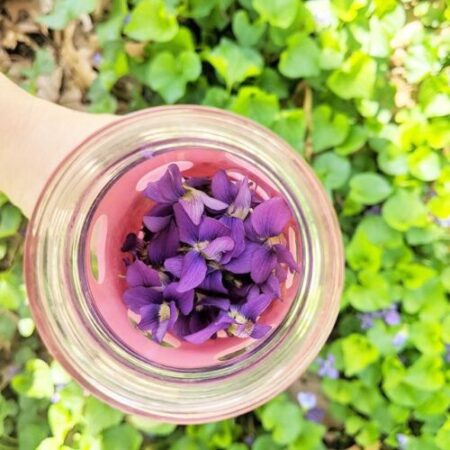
<box><xmin>232</xmin><ymin>10</ymin><xmax>266</xmax><ymax>47</ymax></box>
<box><xmin>311</xmin><ymin>105</ymin><xmax>350</xmax><ymax>152</ymax></box>
<box><xmin>313</xmin><ymin>152</ymin><xmax>351</xmax><ymax>190</ymax></box>
<box><xmin>253</xmin><ymin>0</ymin><xmax>298</xmax><ymax>29</ymax></box>
<box><xmin>341</xmin><ymin>334</ymin><xmax>380</xmax><ymax>376</ymax></box>
<box><xmin>145</xmin><ymin>51</ymin><xmax>201</xmax><ymax>103</ymax></box>
<box><xmin>124</xmin><ymin>0</ymin><xmax>178</xmax><ymax>42</ymax></box>
<box><xmin>349</xmin><ymin>172</ymin><xmax>392</xmax><ymax>205</ymax></box>
<box><xmin>230</xmin><ymin>87</ymin><xmax>279</xmax><ymax>127</ymax></box>
<box><xmin>204</xmin><ymin>38</ymin><xmax>263</xmax><ymax>89</ymax></box>
<box><xmin>408</xmin><ymin>147</ymin><xmax>441</xmax><ymax>181</ymax></box>
<box><xmin>327</xmin><ymin>51</ymin><xmax>376</xmax><ymax>99</ymax></box>
<box><xmin>382</xmin><ymin>190</ymin><xmax>428</xmax><ymax>231</ymax></box>
<box><xmin>279</xmin><ymin>32</ymin><xmax>321</xmax><ymax>79</ymax></box>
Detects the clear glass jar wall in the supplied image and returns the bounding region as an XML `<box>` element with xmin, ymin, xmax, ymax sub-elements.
<box><xmin>25</xmin><ymin>106</ymin><xmax>343</xmax><ymax>423</ymax></box>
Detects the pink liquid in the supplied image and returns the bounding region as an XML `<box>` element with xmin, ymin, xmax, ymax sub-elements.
<box><xmin>84</xmin><ymin>148</ymin><xmax>301</xmax><ymax>369</ymax></box>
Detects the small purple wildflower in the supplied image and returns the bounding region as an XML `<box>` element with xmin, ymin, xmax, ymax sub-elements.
<box><xmin>317</xmin><ymin>354</ymin><xmax>339</xmax><ymax>379</ymax></box>
<box><xmin>445</xmin><ymin>344</ymin><xmax>450</xmax><ymax>363</ymax></box>
<box><xmin>297</xmin><ymin>391</ymin><xmax>317</xmax><ymax>410</ymax></box>
<box><xmin>123</xmin><ymin>14</ymin><xmax>131</xmax><ymax>25</ymax></box>
<box><xmin>397</xmin><ymin>433</ymin><xmax>408</xmax><ymax>449</ymax></box>
<box><xmin>305</xmin><ymin>407</ymin><xmax>325</xmax><ymax>423</ymax></box>
<box><xmin>121</xmin><ymin>165</ymin><xmax>298</xmax><ymax>344</ymax></box>
<box><xmin>92</xmin><ymin>52</ymin><xmax>102</xmax><ymax>66</ymax></box>
<box><xmin>358</xmin><ymin>313</ymin><xmax>375</xmax><ymax>330</ymax></box>
<box><xmin>383</xmin><ymin>305</ymin><xmax>401</xmax><ymax>326</ymax></box>
<box><xmin>50</xmin><ymin>393</ymin><xmax>61</xmax><ymax>404</ymax></box>
<box><xmin>392</xmin><ymin>330</ymin><xmax>408</xmax><ymax>348</ymax></box>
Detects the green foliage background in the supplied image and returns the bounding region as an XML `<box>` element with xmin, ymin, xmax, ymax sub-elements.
<box><xmin>1</xmin><ymin>0</ymin><xmax>449</xmax><ymax>449</ymax></box>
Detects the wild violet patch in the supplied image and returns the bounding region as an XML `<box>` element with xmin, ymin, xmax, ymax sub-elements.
<box><xmin>121</xmin><ymin>164</ymin><xmax>298</xmax><ymax>344</ymax></box>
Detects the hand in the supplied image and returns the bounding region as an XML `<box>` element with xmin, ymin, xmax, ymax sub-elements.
<box><xmin>0</xmin><ymin>74</ymin><xmax>116</xmax><ymax>218</ymax></box>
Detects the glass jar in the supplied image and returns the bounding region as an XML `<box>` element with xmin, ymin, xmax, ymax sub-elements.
<box><xmin>25</xmin><ymin>106</ymin><xmax>343</xmax><ymax>423</ymax></box>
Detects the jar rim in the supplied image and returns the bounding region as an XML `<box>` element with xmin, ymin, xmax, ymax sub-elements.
<box><xmin>25</xmin><ymin>106</ymin><xmax>343</xmax><ymax>423</ymax></box>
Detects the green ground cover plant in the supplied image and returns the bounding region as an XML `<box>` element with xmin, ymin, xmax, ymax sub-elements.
<box><xmin>0</xmin><ymin>0</ymin><xmax>449</xmax><ymax>449</ymax></box>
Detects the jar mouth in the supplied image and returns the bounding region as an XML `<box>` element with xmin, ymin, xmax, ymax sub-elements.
<box><xmin>25</xmin><ymin>106</ymin><xmax>343</xmax><ymax>422</ymax></box>
<box><xmin>79</xmin><ymin>144</ymin><xmax>307</xmax><ymax>376</ymax></box>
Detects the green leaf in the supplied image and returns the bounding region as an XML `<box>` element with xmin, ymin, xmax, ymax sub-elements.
<box><xmin>332</xmin><ymin>0</ymin><xmax>367</xmax><ymax>22</ymax></box>
<box><xmin>418</xmin><ymin>75</ymin><xmax>450</xmax><ymax>118</ymax></box>
<box><xmin>252</xmin><ymin>435</ymin><xmax>282</xmax><ymax>450</ymax></box>
<box><xmin>83</xmin><ymin>397</ymin><xmax>123</xmax><ymax>436</ymax></box>
<box><xmin>436</xmin><ymin>419</ymin><xmax>450</xmax><ymax>450</ymax></box>
<box><xmin>289</xmin><ymin>420</ymin><xmax>326</xmax><ymax>450</ymax></box>
<box><xmin>253</xmin><ymin>0</ymin><xmax>298</xmax><ymax>28</ymax></box>
<box><xmin>39</xmin><ymin>0</ymin><xmax>96</xmax><ymax>30</ymax></box>
<box><xmin>335</xmin><ymin>125</ymin><xmax>367</xmax><ymax>155</ymax></box>
<box><xmin>311</xmin><ymin>105</ymin><xmax>350</xmax><ymax>153</ymax></box>
<box><xmin>145</xmin><ymin>51</ymin><xmax>201</xmax><ymax>103</ymax></box>
<box><xmin>96</xmin><ymin>0</ymin><xmax>128</xmax><ymax>45</ymax></box>
<box><xmin>271</xmin><ymin>109</ymin><xmax>306</xmax><ymax>153</ymax></box>
<box><xmin>313</xmin><ymin>152</ymin><xmax>351</xmax><ymax>190</ymax></box>
<box><xmin>12</xmin><ymin>359</ymin><xmax>54</xmax><ymax>399</ymax></box>
<box><xmin>346</xmin><ymin>231</ymin><xmax>382</xmax><ymax>273</ymax></box>
<box><xmin>256</xmin><ymin>68</ymin><xmax>289</xmax><ymax>99</ymax></box>
<box><xmin>97</xmin><ymin>41</ymin><xmax>129</xmax><ymax>90</ymax></box>
<box><xmin>127</xmin><ymin>416</ymin><xmax>176</xmax><ymax>436</ymax></box>
<box><xmin>48</xmin><ymin>403</ymin><xmax>75</xmax><ymax>442</ymax></box>
<box><xmin>124</xmin><ymin>0</ymin><xmax>178</xmax><ymax>42</ymax></box>
<box><xmin>349</xmin><ymin>172</ymin><xmax>392</xmax><ymax>205</ymax></box>
<box><xmin>405</xmin><ymin>356</ymin><xmax>445</xmax><ymax>392</ymax></box>
<box><xmin>186</xmin><ymin>420</ymin><xmax>235</xmax><ymax>449</ymax></box>
<box><xmin>0</xmin><ymin>204</ymin><xmax>22</xmax><ymax>239</ymax></box>
<box><xmin>410</xmin><ymin>321</ymin><xmax>444</xmax><ymax>356</ymax></box>
<box><xmin>202</xmin><ymin>87</ymin><xmax>230</xmax><ymax>108</ymax></box>
<box><xmin>102</xmin><ymin>424</ymin><xmax>143</xmax><ymax>450</ymax></box>
<box><xmin>230</xmin><ymin>87</ymin><xmax>279</xmax><ymax>127</ymax></box>
<box><xmin>0</xmin><ymin>272</ymin><xmax>23</xmax><ymax>310</ymax></box>
<box><xmin>186</xmin><ymin>0</ymin><xmax>220</xmax><ymax>19</ymax></box>
<box><xmin>346</xmin><ymin>275</ymin><xmax>392</xmax><ymax>311</ymax></box>
<box><xmin>341</xmin><ymin>334</ymin><xmax>379</xmax><ymax>376</ymax></box>
<box><xmin>259</xmin><ymin>397</ymin><xmax>303</xmax><ymax>445</ymax></box>
<box><xmin>327</xmin><ymin>51</ymin><xmax>376</xmax><ymax>99</ymax></box>
<box><xmin>232</xmin><ymin>10</ymin><xmax>266</xmax><ymax>47</ymax></box>
<box><xmin>279</xmin><ymin>33</ymin><xmax>321</xmax><ymax>79</ymax></box>
<box><xmin>204</xmin><ymin>38</ymin><xmax>263</xmax><ymax>89</ymax></box>
<box><xmin>356</xmin><ymin>215</ymin><xmax>403</xmax><ymax>248</ymax></box>
<box><xmin>407</xmin><ymin>147</ymin><xmax>441</xmax><ymax>181</ymax></box>
<box><xmin>427</xmin><ymin>194</ymin><xmax>450</xmax><ymax>219</ymax></box>
<box><xmin>382</xmin><ymin>190</ymin><xmax>428</xmax><ymax>231</ymax></box>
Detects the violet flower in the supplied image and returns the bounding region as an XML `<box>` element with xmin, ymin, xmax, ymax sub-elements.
<box><xmin>121</xmin><ymin>166</ymin><xmax>298</xmax><ymax>345</ymax></box>
<box><xmin>317</xmin><ymin>354</ymin><xmax>339</xmax><ymax>379</ymax></box>
<box><xmin>144</xmin><ymin>164</ymin><xmax>227</xmax><ymax>225</ymax></box>
<box><xmin>183</xmin><ymin>290</ymin><xmax>272</xmax><ymax>344</ymax></box>
<box><xmin>228</xmin><ymin>197</ymin><xmax>298</xmax><ymax>283</ymax></box>
<box><xmin>164</xmin><ymin>204</ymin><xmax>235</xmax><ymax>292</ymax></box>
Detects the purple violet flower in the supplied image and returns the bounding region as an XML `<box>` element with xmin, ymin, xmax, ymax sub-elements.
<box><xmin>305</xmin><ymin>407</ymin><xmax>325</xmax><ymax>423</ymax></box>
<box><xmin>297</xmin><ymin>391</ymin><xmax>317</xmax><ymax>410</ymax></box>
<box><xmin>392</xmin><ymin>330</ymin><xmax>408</xmax><ymax>348</ymax></box>
<box><xmin>397</xmin><ymin>434</ymin><xmax>408</xmax><ymax>449</ymax></box>
<box><xmin>317</xmin><ymin>354</ymin><xmax>339</xmax><ymax>379</ymax></box>
<box><xmin>383</xmin><ymin>305</ymin><xmax>401</xmax><ymax>326</ymax></box>
<box><xmin>164</xmin><ymin>204</ymin><xmax>235</xmax><ymax>292</ymax></box>
<box><xmin>121</xmin><ymin>166</ymin><xmax>297</xmax><ymax>345</ymax></box>
<box><xmin>144</xmin><ymin>164</ymin><xmax>227</xmax><ymax>225</ymax></box>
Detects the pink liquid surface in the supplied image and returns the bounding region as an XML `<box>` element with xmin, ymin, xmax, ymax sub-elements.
<box><xmin>84</xmin><ymin>148</ymin><xmax>301</xmax><ymax>369</ymax></box>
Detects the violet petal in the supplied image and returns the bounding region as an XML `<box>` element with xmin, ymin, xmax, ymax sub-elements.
<box><xmin>229</xmin><ymin>176</ymin><xmax>251</xmax><ymax>219</ymax></box>
<box><xmin>251</xmin><ymin>245</ymin><xmax>277</xmax><ymax>283</ymax></box>
<box><xmin>137</xmin><ymin>304</ymin><xmax>160</xmax><ymax>330</ymax></box>
<box><xmin>250</xmin><ymin>323</ymin><xmax>271</xmax><ymax>339</ymax></box>
<box><xmin>126</xmin><ymin>260</ymin><xmax>161</xmax><ymax>287</ymax></box>
<box><xmin>173</xmin><ymin>203</ymin><xmax>198</xmax><ymax>244</ymax></box>
<box><xmin>199</xmin><ymin>270</ymin><xmax>228</xmax><ymax>294</ymax></box>
<box><xmin>179</xmin><ymin>192</ymin><xmax>204</xmax><ymax>225</ymax></box>
<box><xmin>143</xmin><ymin>204</ymin><xmax>173</xmax><ymax>232</ymax></box>
<box><xmin>274</xmin><ymin>244</ymin><xmax>298</xmax><ymax>272</ymax></box>
<box><xmin>199</xmin><ymin>190</ymin><xmax>228</xmax><ymax>212</ymax></box>
<box><xmin>164</xmin><ymin>255</ymin><xmax>184</xmax><ymax>278</ymax></box>
<box><xmin>164</xmin><ymin>283</ymin><xmax>194</xmax><ymax>315</ymax></box>
<box><xmin>241</xmin><ymin>293</ymin><xmax>272</xmax><ymax>320</ymax></box>
<box><xmin>178</xmin><ymin>251</ymin><xmax>208</xmax><ymax>292</ymax></box>
<box><xmin>251</xmin><ymin>197</ymin><xmax>291</xmax><ymax>238</ymax></box>
<box><xmin>202</xmin><ymin>236</ymin><xmax>235</xmax><ymax>261</ymax></box>
<box><xmin>149</xmin><ymin>220</ymin><xmax>179</xmax><ymax>264</ymax></box>
<box><xmin>211</xmin><ymin>170</ymin><xmax>236</xmax><ymax>203</ymax></box>
<box><xmin>144</xmin><ymin>164</ymin><xmax>184</xmax><ymax>204</ymax></box>
<box><xmin>123</xmin><ymin>287</ymin><xmax>162</xmax><ymax>314</ymax></box>
<box><xmin>224</xmin><ymin>242</ymin><xmax>259</xmax><ymax>274</ymax></box>
<box><xmin>184</xmin><ymin>315</ymin><xmax>232</xmax><ymax>344</ymax></box>
<box><xmin>200</xmin><ymin>297</ymin><xmax>230</xmax><ymax>311</ymax></box>
<box><xmin>199</xmin><ymin>217</ymin><xmax>231</xmax><ymax>241</ymax></box>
